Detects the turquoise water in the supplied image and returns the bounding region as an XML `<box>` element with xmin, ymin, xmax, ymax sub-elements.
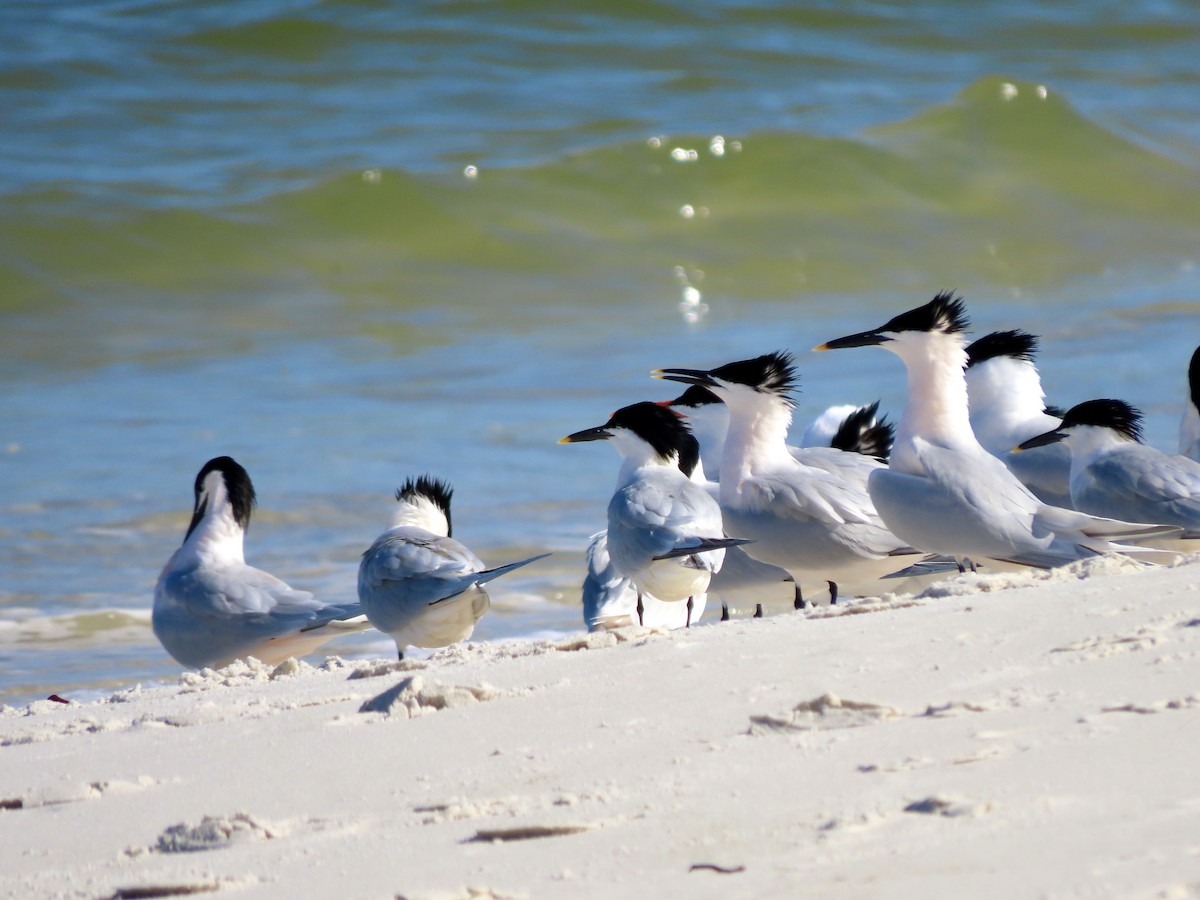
<box><xmin>2</xmin><ymin>1</ymin><xmax>1199</xmax><ymax>706</ymax></box>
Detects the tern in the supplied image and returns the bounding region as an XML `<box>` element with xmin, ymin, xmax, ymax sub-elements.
<box><xmin>561</xmin><ymin>401</ymin><xmax>749</xmax><ymax>625</ymax></box>
<box><xmin>656</xmin><ymin>352</ymin><xmax>922</xmax><ymax>602</ymax></box>
<box><xmin>1180</xmin><ymin>346</ymin><xmax>1200</xmax><ymax>463</ymax></box>
<box><xmin>154</xmin><ymin>456</ymin><xmax>368</xmax><ymax>670</ymax></box>
<box><xmin>964</xmin><ymin>329</ymin><xmax>1073</xmax><ymax>507</ymax></box>
<box><xmin>1019</xmin><ymin>398</ymin><xmax>1200</xmax><ymax>537</ymax></box>
<box><xmin>358</xmin><ymin>476</ymin><xmax>549</xmax><ymax>659</ymax></box>
<box><xmin>816</xmin><ymin>292</ymin><xmax>1179</xmax><ymax>568</ymax></box>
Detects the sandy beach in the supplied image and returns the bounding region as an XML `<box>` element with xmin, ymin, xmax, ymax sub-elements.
<box><xmin>3</xmin><ymin>554</ymin><xmax>1199</xmax><ymax>899</ymax></box>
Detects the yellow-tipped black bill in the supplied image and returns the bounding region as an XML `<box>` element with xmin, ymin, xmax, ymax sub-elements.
<box><xmin>814</xmin><ymin>329</ymin><xmax>891</xmax><ymax>352</ymax></box>
<box><xmin>1015</xmin><ymin>428</ymin><xmax>1065</xmax><ymax>452</ymax></box>
<box><xmin>652</xmin><ymin>367</ymin><xmax>716</xmax><ymax>387</ymax></box>
<box><xmin>559</xmin><ymin>425</ymin><xmax>612</xmax><ymax>444</ymax></box>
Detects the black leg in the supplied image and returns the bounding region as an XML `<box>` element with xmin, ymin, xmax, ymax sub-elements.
<box><xmin>720</xmin><ymin>602</ymin><xmax>730</xmax><ymax>622</ymax></box>
<box><xmin>754</xmin><ymin>603</ymin><xmax>763</xmax><ymax>618</ymax></box>
<box><xmin>686</xmin><ymin>596</ymin><xmax>693</xmax><ymax>627</ymax></box>
<box><xmin>637</xmin><ymin>593</ymin><xmax>644</xmax><ymax>626</ymax></box>
<box><xmin>827</xmin><ymin>581</ymin><xmax>838</xmax><ymax>605</ymax></box>
<box><xmin>794</xmin><ymin>584</ymin><xmax>807</xmax><ymax>610</ymax></box>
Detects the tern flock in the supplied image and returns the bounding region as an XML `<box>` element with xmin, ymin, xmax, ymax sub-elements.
<box><xmin>153</xmin><ymin>292</ymin><xmax>1200</xmax><ymax>669</ymax></box>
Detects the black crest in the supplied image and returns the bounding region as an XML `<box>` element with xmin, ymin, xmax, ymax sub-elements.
<box><xmin>965</xmin><ymin>330</ymin><xmax>1039</xmax><ymax>369</ymax></box>
<box><xmin>1059</xmin><ymin>399</ymin><xmax>1143</xmax><ymax>442</ymax></box>
<box><xmin>396</xmin><ymin>475</ymin><xmax>455</xmax><ymax>536</ymax></box>
<box><xmin>830</xmin><ymin>401</ymin><xmax>894</xmax><ymax>461</ymax></box>
<box><xmin>709</xmin><ymin>351</ymin><xmax>798</xmax><ymax>404</ymax></box>
<box><xmin>880</xmin><ymin>291</ymin><xmax>970</xmax><ymax>336</ymax></box>
<box><xmin>670</xmin><ymin>384</ymin><xmax>722</xmax><ymax>409</ymax></box>
<box><xmin>1189</xmin><ymin>345</ymin><xmax>1200</xmax><ymax>408</ymax></box>
<box><xmin>190</xmin><ymin>456</ymin><xmax>256</xmax><ymax>537</ymax></box>
<box><xmin>608</xmin><ymin>401</ymin><xmax>695</xmax><ymax>463</ymax></box>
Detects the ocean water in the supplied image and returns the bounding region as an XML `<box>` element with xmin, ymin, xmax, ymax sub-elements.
<box><xmin>2</xmin><ymin>1</ymin><xmax>1199</xmax><ymax>708</ymax></box>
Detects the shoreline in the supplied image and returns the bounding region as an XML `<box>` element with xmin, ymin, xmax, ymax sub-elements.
<box><xmin>3</xmin><ymin>554</ymin><xmax>1199</xmax><ymax>898</ymax></box>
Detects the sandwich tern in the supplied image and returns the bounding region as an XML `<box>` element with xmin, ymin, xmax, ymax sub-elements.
<box><xmin>561</xmin><ymin>401</ymin><xmax>749</xmax><ymax>625</ymax></box>
<box><xmin>816</xmin><ymin>292</ymin><xmax>1178</xmax><ymax>568</ymax></box>
<box><xmin>965</xmin><ymin>329</ymin><xmax>1073</xmax><ymax>507</ymax></box>
<box><xmin>358</xmin><ymin>476</ymin><xmax>549</xmax><ymax>658</ymax></box>
<box><xmin>1019</xmin><ymin>398</ymin><xmax>1200</xmax><ymax>537</ymax></box>
<box><xmin>154</xmin><ymin>456</ymin><xmax>367</xmax><ymax>670</ymax></box>
<box><xmin>656</xmin><ymin>352</ymin><xmax>921</xmax><ymax>602</ymax></box>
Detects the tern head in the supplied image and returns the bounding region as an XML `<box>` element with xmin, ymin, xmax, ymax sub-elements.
<box><xmin>394</xmin><ymin>475</ymin><xmax>454</xmax><ymax>537</ymax></box>
<box><xmin>187</xmin><ymin>456</ymin><xmax>256</xmax><ymax>540</ymax></box>
<box><xmin>965</xmin><ymin>330</ymin><xmax>1039</xmax><ymax>369</ymax></box>
<box><xmin>666</xmin><ymin>384</ymin><xmax>723</xmax><ymax>412</ymax></box>
<box><xmin>560</xmin><ymin>401</ymin><xmax>700</xmax><ymax>473</ymax></box>
<box><xmin>654</xmin><ymin>350</ymin><xmax>798</xmax><ymax>408</ymax></box>
<box><xmin>815</xmin><ymin>291</ymin><xmax>970</xmax><ymax>353</ymax></box>
<box><xmin>1017</xmin><ymin>398</ymin><xmax>1143</xmax><ymax>451</ymax></box>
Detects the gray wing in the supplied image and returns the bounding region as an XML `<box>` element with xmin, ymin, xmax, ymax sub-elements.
<box><xmin>1074</xmin><ymin>449</ymin><xmax>1200</xmax><ymax>533</ymax></box>
<box><xmin>608</xmin><ymin>472</ymin><xmax>727</xmax><ymax>571</ymax></box>
<box><xmin>358</xmin><ymin>527</ymin><xmax>486</xmax><ymax>619</ymax></box>
<box><xmin>739</xmin><ymin>461</ymin><xmax>882</xmax><ymax>528</ymax></box>
<box><xmin>153</xmin><ymin>561</ymin><xmax>359</xmax><ymax>669</ymax></box>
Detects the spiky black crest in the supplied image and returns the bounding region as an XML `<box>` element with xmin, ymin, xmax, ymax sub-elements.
<box><xmin>396</xmin><ymin>475</ymin><xmax>454</xmax><ymax>535</ymax></box>
<box><xmin>1189</xmin><ymin>345</ymin><xmax>1200</xmax><ymax>407</ymax></box>
<box><xmin>709</xmin><ymin>351</ymin><xmax>798</xmax><ymax>404</ymax></box>
<box><xmin>965</xmin><ymin>330</ymin><xmax>1039</xmax><ymax>369</ymax></box>
<box><xmin>670</xmin><ymin>384</ymin><xmax>722</xmax><ymax>409</ymax></box>
<box><xmin>830</xmin><ymin>401</ymin><xmax>894</xmax><ymax>461</ymax></box>
<box><xmin>190</xmin><ymin>456</ymin><xmax>256</xmax><ymax>536</ymax></box>
<box><xmin>608</xmin><ymin>401</ymin><xmax>695</xmax><ymax>463</ymax></box>
<box><xmin>1059</xmin><ymin>399</ymin><xmax>1143</xmax><ymax>442</ymax></box>
<box><xmin>880</xmin><ymin>291</ymin><xmax>970</xmax><ymax>336</ymax></box>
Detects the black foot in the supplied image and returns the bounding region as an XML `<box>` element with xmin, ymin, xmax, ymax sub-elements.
<box><xmin>794</xmin><ymin>584</ymin><xmax>807</xmax><ymax>610</ymax></box>
<box><xmin>686</xmin><ymin>596</ymin><xmax>694</xmax><ymax>628</ymax></box>
<box><xmin>754</xmin><ymin>603</ymin><xmax>764</xmax><ymax>618</ymax></box>
<box><xmin>827</xmin><ymin>581</ymin><xmax>839</xmax><ymax>605</ymax></box>
<box><xmin>720</xmin><ymin>603</ymin><xmax>730</xmax><ymax>622</ymax></box>
<box><xmin>637</xmin><ymin>593</ymin><xmax>644</xmax><ymax>627</ymax></box>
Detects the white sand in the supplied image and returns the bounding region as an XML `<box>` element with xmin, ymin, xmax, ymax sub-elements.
<box><xmin>3</xmin><ymin>555</ymin><xmax>1200</xmax><ymax>899</ymax></box>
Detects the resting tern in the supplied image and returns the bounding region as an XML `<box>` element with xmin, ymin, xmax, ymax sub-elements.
<box><xmin>358</xmin><ymin>476</ymin><xmax>549</xmax><ymax>658</ymax></box>
<box><xmin>816</xmin><ymin>292</ymin><xmax>1178</xmax><ymax>568</ymax></box>
<box><xmin>154</xmin><ymin>456</ymin><xmax>368</xmax><ymax>670</ymax></box>
<box><xmin>964</xmin><ymin>329</ymin><xmax>1073</xmax><ymax>507</ymax></box>
<box><xmin>1019</xmin><ymin>398</ymin><xmax>1200</xmax><ymax>537</ymax></box>
<box><xmin>561</xmin><ymin>401</ymin><xmax>749</xmax><ymax>625</ymax></box>
<box><xmin>1180</xmin><ymin>346</ymin><xmax>1200</xmax><ymax>463</ymax></box>
<box><xmin>656</xmin><ymin>352</ymin><xmax>920</xmax><ymax>602</ymax></box>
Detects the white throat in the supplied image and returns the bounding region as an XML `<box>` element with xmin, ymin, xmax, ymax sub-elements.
<box><xmin>717</xmin><ymin>386</ymin><xmax>795</xmax><ymax>487</ymax></box>
<box><xmin>887</xmin><ymin>331</ymin><xmax>981</xmax><ymax>474</ymax></box>
<box><xmin>179</xmin><ymin>474</ymin><xmax>246</xmax><ymax>566</ymax></box>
